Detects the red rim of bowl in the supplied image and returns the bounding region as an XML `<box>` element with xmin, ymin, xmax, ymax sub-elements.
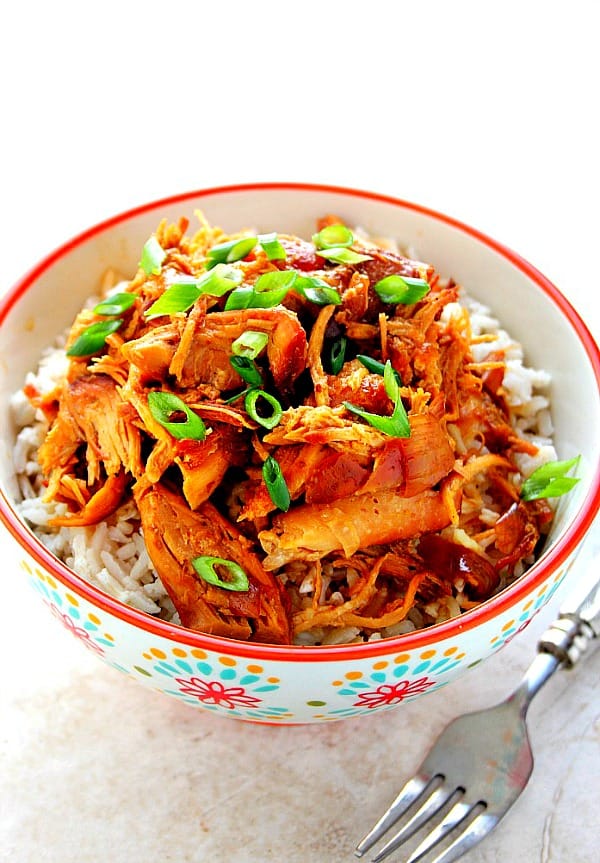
<box><xmin>1</xmin><ymin>181</ymin><xmax>600</xmax><ymax>662</ymax></box>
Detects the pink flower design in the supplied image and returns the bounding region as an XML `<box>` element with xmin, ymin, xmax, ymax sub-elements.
<box><xmin>174</xmin><ymin>676</ymin><xmax>263</xmax><ymax>710</ymax></box>
<box><xmin>48</xmin><ymin>604</ymin><xmax>104</xmax><ymax>656</ymax></box>
<box><xmin>354</xmin><ymin>676</ymin><xmax>436</xmax><ymax>709</ymax></box>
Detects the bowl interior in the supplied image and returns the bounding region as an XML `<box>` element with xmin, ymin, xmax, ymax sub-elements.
<box><xmin>1</xmin><ymin>184</ymin><xmax>599</xmax><ymax>606</ymax></box>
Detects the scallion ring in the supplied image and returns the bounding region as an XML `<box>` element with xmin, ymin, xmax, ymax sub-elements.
<box><xmin>344</xmin><ymin>360</ymin><xmax>410</xmax><ymax>438</ymax></box>
<box><xmin>191</xmin><ymin>556</ymin><xmax>249</xmax><ymax>592</ymax></box>
<box><xmin>140</xmin><ymin>236</ymin><xmax>166</xmax><ymax>276</ymax></box>
<box><xmin>145</xmin><ymin>265</ymin><xmax>243</xmax><ymax>319</ymax></box>
<box><xmin>312</xmin><ymin>224</ymin><xmax>354</xmax><ymax>249</ymax></box>
<box><xmin>254</xmin><ymin>270</ymin><xmax>298</xmax><ymax>293</ymax></box>
<box><xmin>145</xmin><ymin>282</ymin><xmax>203</xmax><ymax>319</ymax></box>
<box><xmin>93</xmin><ymin>293</ymin><xmax>136</xmax><ymax>316</ymax></box>
<box><xmin>229</xmin><ymin>355</ymin><xmax>263</xmax><ymax>387</ymax></box>
<box><xmin>66</xmin><ymin>319</ymin><xmax>124</xmax><ymax>357</ymax></box>
<box><xmin>373</xmin><ymin>274</ymin><xmax>430</xmax><ymax>304</ymax></box>
<box><xmin>315</xmin><ymin>247</ymin><xmax>372</xmax><ymax>265</ymax></box>
<box><xmin>244</xmin><ymin>389</ymin><xmax>283</xmax><ymax>430</ymax></box>
<box><xmin>520</xmin><ymin>457</ymin><xmax>581</xmax><ymax>501</ymax></box>
<box><xmin>231</xmin><ymin>330</ymin><xmax>269</xmax><ymax>358</ymax></box>
<box><xmin>147</xmin><ymin>391</ymin><xmax>206</xmax><ymax>440</ymax></box>
<box><xmin>295</xmin><ymin>275</ymin><xmax>342</xmax><ymax>306</ymax></box>
<box><xmin>206</xmin><ymin>236</ymin><xmax>257</xmax><ymax>269</ymax></box>
<box><xmin>357</xmin><ymin>354</ymin><xmax>401</xmax><ymax>383</ymax></box>
<box><xmin>262</xmin><ymin>455</ymin><xmax>291</xmax><ymax>511</ymax></box>
<box><xmin>329</xmin><ymin>336</ymin><xmax>347</xmax><ymax>374</ymax></box>
<box><xmin>258</xmin><ymin>232</ymin><xmax>287</xmax><ymax>261</ymax></box>
<box><xmin>224</xmin><ymin>285</ymin><xmax>290</xmax><ymax>310</ymax></box>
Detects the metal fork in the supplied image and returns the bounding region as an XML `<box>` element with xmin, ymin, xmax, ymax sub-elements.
<box><xmin>355</xmin><ymin>567</ymin><xmax>600</xmax><ymax>863</ymax></box>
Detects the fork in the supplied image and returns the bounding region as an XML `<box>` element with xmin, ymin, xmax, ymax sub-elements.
<box><xmin>354</xmin><ymin>567</ymin><xmax>600</xmax><ymax>863</ymax></box>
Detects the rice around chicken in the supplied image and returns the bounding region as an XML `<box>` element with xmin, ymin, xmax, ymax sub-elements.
<box><xmin>11</xmin><ymin>214</ymin><xmax>561</xmax><ymax>646</ymax></box>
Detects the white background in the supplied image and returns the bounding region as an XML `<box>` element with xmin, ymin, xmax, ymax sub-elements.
<box><xmin>1</xmin><ymin>2</ymin><xmax>599</xmax><ymax>862</ymax></box>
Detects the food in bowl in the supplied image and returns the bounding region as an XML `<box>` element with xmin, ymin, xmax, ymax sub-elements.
<box><xmin>10</xmin><ymin>209</ymin><xmax>580</xmax><ymax>647</ymax></box>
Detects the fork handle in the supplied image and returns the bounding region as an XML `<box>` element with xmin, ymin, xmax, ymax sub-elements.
<box><xmin>538</xmin><ymin>568</ymin><xmax>600</xmax><ymax>668</ymax></box>
<box><xmin>510</xmin><ymin>568</ymin><xmax>600</xmax><ymax>712</ymax></box>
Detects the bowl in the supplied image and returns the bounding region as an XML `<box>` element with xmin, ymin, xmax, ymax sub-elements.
<box><xmin>1</xmin><ymin>182</ymin><xmax>599</xmax><ymax>724</ymax></box>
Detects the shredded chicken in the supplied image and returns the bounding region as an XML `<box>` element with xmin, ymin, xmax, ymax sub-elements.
<box><xmin>30</xmin><ymin>215</ymin><xmax>555</xmax><ymax>645</ymax></box>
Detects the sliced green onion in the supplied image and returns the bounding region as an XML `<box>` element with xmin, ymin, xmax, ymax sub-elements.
<box><xmin>231</xmin><ymin>330</ymin><xmax>269</xmax><ymax>358</ymax></box>
<box><xmin>140</xmin><ymin>236</ymin><xmax>166</xmax><ymax>276</ymax></box>
<box><xmin>244</xmin><ymin>389</ymin><xmax>283</xmax><ymax>430</ymax></box>
<box><xmin>295</xmin><ymin>275</ymin><xmax>342</xmax><ymax>306</ymax></box>
<box><xmin>223</xmin><ymin>385</ymin><xmax>255</xmax><ymax>405</ymax></box>
<box><xmin>520</xmin><ymin>457</ymin><xmax>581</xmax><ymax>501</ymax></box>
<box><xmin>191</xmin><ymin>556</ymin><xmax>249</xmax><ymax>592</ymax></box>
<box><xmin>316</xmin><ymin>247</ymin><xmax>372</xmax><ymax>265</ymax></box>
<box><xmin>224</xmin><ymin>286</ymin><xmax>255</xmax><ymax>310</ymax></box>
<box><xmin>344</xmin><ymin>360</ymin><xmax>410</xmax><ymax>438</ymax></box>
<box><xmin>258</xmin><ymin>232</ymin><xmax>287</xmax><ymax>261</ymax></box>
<box><xmin>206</xmin><ymin>236</ymin><xmax>257</xmax><ymax>269</ymax></box>
<box><xmin>145</xmin><ymin>265</ymin><xmax>243</xmax><ymax>319</ymax></box>
<box><xmin>254</xmin><ymin>270</ymin><xmax>298</xmax><ymax>293</ymax></box>
<box><xmin>329</xmin><ymin>336</ymin><xmax>347</xmax><ymax>374</ymax></box>
<box><xmin>357</xmin><ymin>354</ymin><xmax>401</xmax><ymax>384</ymax></box>
<box><xmin>93</xmin><ymin>293</ymin><xmax>136</xmax><ymax>316</ymax></box>
<box><xmin>262</xmin><ymin>455</ymin><xmax>291</xmax><ymax>511</ymax></box>
<box><xmin>373</xmin><ymin>274</ymin><xmax>430</xmax><ymax>304</ymax></box>
<box><xmin>312</xmin><ymin>224</ymin><xmax>354</xmax><ymax>249</ymax></box>
<box><xmin>229</xmin><ymin>355</ymin><xmax>263</xmax><ymax>387</ymax></box>
<box><xmin>66</xmin><ymin>319</ymin><xmax>123</xmax><ymax>357</ymax></box>
<box><xmin>145</xmin><ymin>282</ymin><xmax>203</xmax><ymax>319</ymax></box>
<box><xmin>147</xmin><ymin>391</ymin><xmax>206</xmax><ymax>440</ymax></box>
<box><xmin>224</xmin><ymin>285</ymin><xmax>289</xmax><ymax>310</ymax></box>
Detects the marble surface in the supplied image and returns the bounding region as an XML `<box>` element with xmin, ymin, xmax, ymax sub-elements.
<box><xmin>1</xmin><ymin>3</ymin><xmax>599</xmax><ymax>861</ymax></box>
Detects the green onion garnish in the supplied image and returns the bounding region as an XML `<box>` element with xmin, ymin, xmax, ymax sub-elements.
<box><xmin>231</xmin><ymin>330</ymin><xmax>269</xmax><ymax>358</ymax></box>
<box><xmin>258</xmin><ymin>232</ymin><xmax>287</xmax><ymax>261</ymax></box>
<box><xmin>520</xmin><ymin>457</ymin><xmax>581</xmax><ymax>501</ymax></box>
<box><xmin>315</xmin><ymin>247</ymin><xmax>372</xmax><ymax>265</ymax></box>
<box><xmin>206</xmin><ymin>236</ymin><xmax>257</xmax><ymax>269</ymax></box>
<box><xmin>145</xmin><ymin>282</ymin><xmax>205</xmax><ymax>319</ymax></box>
<box><xmin>357</xmin><ymin>354</ymin><xmax>401</xmax><ymax>383</ymax></box>
<box><xmin>145</xmin><ymin>265</ymin><xmax>243</xmax><ymax>319</ymax></box>
<box><xmin>93</xmin><ymin>293</ymin><xmax>136</xmax><ymax>317</ymax></box>
<box><xmin>147</xmin><ymin>391</ymin><xmax>206</xmax><ymax>440</ymax></box>
<box><xmin>244</xmin><ymin>389</ymin><xmax>283</xmax><ymax>430</ymax></box>
<box><xmin>140</xmin><ymin>236</ymin><xmax>166</xmax><ymax>276</ymax></box>
<box><xmin>224</xmin><ymin>285</ymin><xmax>289</xmax><ymax>310</ymax></box>
<box><xmin>262</xmin><ymin>455</ymin><xmax>291</xmax><ymax>511</ymax></box>
<box><xmin>191</xmin><ymin>556</ymin><xmax>249</xmax><ymax>592</ymax></box>
<box><xmin>66</xmin><ymin>319</ymin><xmax>124</xmax><ymax>357</ymax></box>
<box><xmin>373</xmin><ymin>274</ymin><xmax>430</xmax><ymax>304</ymax></box>
<box><xmin>254</xmin><ymin>270</ymin><xmax>298</xmax><ymax>293</ymax></box>
<box><xmin>312</xmin><ymin>224</ymin><xmax>354</xmax><ymax>249</ymax></box>
<box><xmin>295</xmin><ymin>275</ymin><xmax>342</xmax><ymax>306</ymax></box>
<box><xmin>344</xmin><ymin>360</ymin><xmax>410</xmax><ymax>437</ymax></box>
<box><xmin>329</xmin><ymin>336</ymin><xmax>347</xmax><ymax>374</ymax></box>
<box><xmin>229</xmin><ymin>355</ymin><xmax>263</xmax><ymax>387</ymax></box>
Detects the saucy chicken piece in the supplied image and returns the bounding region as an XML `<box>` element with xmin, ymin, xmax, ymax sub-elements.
<box><xmin>258</xmin><ymin>487</ymin><xmax>453</xmax><ymax>570</ymax></box>
<box><xmin>122</xmin><ymin>307</ymin><xmax>308</xmax><ymax>392</ymax></box>
<box><xmin>38</xmin><ymin>373</ymin><xmax>142</xmax><ymax>511</ymax></box>
<box><xmin>135</xmin><ymin>483</ymin><xmax>291</xmax><ymax>643</ymax></box>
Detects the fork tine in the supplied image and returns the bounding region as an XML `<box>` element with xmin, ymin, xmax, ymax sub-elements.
<box><xmin>410</xmin><ymin>811</ymin><xmax>499</xmax><ymax>863</ymax></box>
<box><xmin>402</xmin><ymin>800</ymin><xmax>475</xmax><ymax>863</ymax></box>
<box><xmin>354</xmin><ymin>775</ymin><xmax>429</xmax><ymax>857</ymax></box>
<box><xmin>370</xmin><ymin>784</ymin><xmax>460</xmax><ymax>863</ymax></box>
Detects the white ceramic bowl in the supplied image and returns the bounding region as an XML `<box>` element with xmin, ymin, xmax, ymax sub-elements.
<box><xmin>1</xmin><ymin>183</ymin><xmax>599</xmax><ymax>724</ymax></box>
